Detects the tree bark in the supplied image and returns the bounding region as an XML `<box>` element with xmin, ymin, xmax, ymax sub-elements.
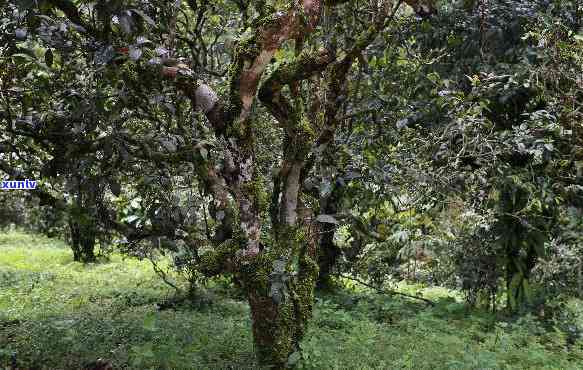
<box><xmin>198</xmin><ymin>225</ymin><xmax>319</xmax><ymax>367</ymax></box>
<box><xmin>316</xmin><ymin>223</ymin><xmax>339</xmax><ymax>289</ymax></box>
<box><xmin>69</xmin><ymin>215</ymin><xmax>96</xmax><ymax>263</ymax></box>
<box><xmin>68</xmin><ymin>181</ymin><xmax>97</xmax><ymax>263</ymax></box>
<box><xmin>243</xmin><ymin>225</ymin><xmax>319</xmax><ymax>367</ymax></box>
<box><xmin>316</xmin><ymin>184</ymin><xmax>342</xmax><ymax>290</ymax></box>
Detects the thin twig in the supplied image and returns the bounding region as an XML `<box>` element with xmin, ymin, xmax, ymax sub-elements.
<box><xmin>338</xmin><ymin>274</ymin><xmax>435</xmax><ymax>306</ymax></box>
<box><xmin>149</xmin><ymin>255</ymin><xmax>182</xmax><ymax>294</ymax></box>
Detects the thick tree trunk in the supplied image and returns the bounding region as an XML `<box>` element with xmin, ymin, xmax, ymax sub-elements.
<box><xmin>198</xmin><ymin>227</ymin><xmax>319</xmax><ymax>367</ymax></box>
<box><xmin>247</xmin><ymin>287</ymin><xmax>310</xmax><ymax>366</ymax></box>
<box><xmin>80</xmin><ymin>225</ymin><xmax>97</xmax><ymax>262</ymax></box>
<box><xmin>240</xmin><ymin>226</ymin><xmax>319</xmax><ymax>367</ymax></box>
<box><xmin>69</xmin><ymin>218</ymin><xmax>81</xmax><ymax>262</ymax></box>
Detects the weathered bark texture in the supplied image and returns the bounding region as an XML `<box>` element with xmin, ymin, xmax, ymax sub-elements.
<box><xmin>159</xmin><ymin>0</ymin><xmax>435</xmax><ymax>366</ymax></box>
<box><xmin>68</xmin><ymin>188</ymin><xmax>97</xmax><ymax>263</ymax></box>
<box><xmin>245</xmin><ymin>226</ymin><xmax>319</xmax><ymax>366</ymax></box>
<box><xmin>66</xmin><ymin>176</ymin><xmax>99</xmax><ymax>263</ymax></box>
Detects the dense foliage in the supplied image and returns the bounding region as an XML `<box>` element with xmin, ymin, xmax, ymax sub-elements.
<box><xmin>1</xmin><ymin>0</ymin><xmax>581</xmax><ymax>367</ymax></box>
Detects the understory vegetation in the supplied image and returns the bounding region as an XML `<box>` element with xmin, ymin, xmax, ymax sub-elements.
<box><xmin>1</xmin><ymin>232</ymin><xmax>582</xmax><ymax>369</ymax></box>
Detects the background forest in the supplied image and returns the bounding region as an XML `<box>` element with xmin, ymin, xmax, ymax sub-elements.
<box><xmin>1</xmin><ymin>0</ymin><xmax>582</xmax><ymax>368</ymax></box>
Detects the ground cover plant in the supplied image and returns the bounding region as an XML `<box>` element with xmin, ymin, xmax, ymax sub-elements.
<box><xmin>1</xmin><ymin>232</ymin><xmax>581</xmax><ymax>369</ymax></box>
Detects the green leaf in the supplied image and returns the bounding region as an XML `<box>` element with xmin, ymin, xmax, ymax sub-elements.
<box><xmin>11</xmin><ymin>53</ymin><xmax>35</xmax><ymax>62</ymax></box>
<box><xmin>124</xmin><ymin>215</ymin><xmax>140</xmax><ymax>224</ymax></box>
<box><xmin>287</xmin><ymin>351</ymin><xmax>301</xmax><ymax>367</ymax></box>
<box><xmin>199</xmin><ymin>147</ymin><xmax>208</xmax><ymax>160</ymax></box>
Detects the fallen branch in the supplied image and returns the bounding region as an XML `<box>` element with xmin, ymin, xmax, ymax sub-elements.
<box><xmin>338</xmin><ymin>274</ymin><xmax>435</xmax><ymax>306</ymax></box>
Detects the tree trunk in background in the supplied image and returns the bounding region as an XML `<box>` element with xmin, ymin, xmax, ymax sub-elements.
<box><xmin>505</xmin><ymin>244</ymin><xmax>519</xmax><ymax>310</ymax></box>
<box><xmin>68</xmin><ymin>188</ymin><xmax>97</xmax><ymax>263</ymax></box>
<box><xmin>69</xmin><ymin>216</ymin><xmax>96</xmax><ymax>263</ymax></box>
<box><xmin>316</xmin><ymin>184</ymin><xmax>343</xmax><ymax>290</ymax></box>
<box><xmin>79</xmin><ymin>221</ymin><xmax>96</xmax><ymax>262</ymax></box>
<box><xmin>69</xmin><ymin>218</ymin><xmax>81</xmax><ymax>261</ymax></box>
<box><xmin>504</xmin><ymin>221</ymin><xmax>538</xmax><ymax>311</ymax></box>
<box><xmin>316</xmin><ymin>223</ymin><xmax>339</xmax><ymax>290</ymax></box>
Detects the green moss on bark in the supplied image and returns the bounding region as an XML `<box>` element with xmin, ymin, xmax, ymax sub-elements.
<box><xmin>226</xmin><ymin>35</ymin><xmax>260</xmax><ymax>127</ymax></box>
<box><xmin>240</xmin><ymin>225</ymin><xmax>319</xmax><ymax>367</ymax></box>
<box><xmin>198</xmin><ymin>240</ymin><xmax>239</xmax><ymax>277</ymax></box>
<box><xmin>240</xmin><ymin>173</ymin><xmax>269</xmax><ymax>213</ymax></box>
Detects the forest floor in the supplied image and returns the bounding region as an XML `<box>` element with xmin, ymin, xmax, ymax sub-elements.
<box><xmin>0</xmin><ymin>231</ymin><xmax>582</xmax><ymax>369</ymax></box>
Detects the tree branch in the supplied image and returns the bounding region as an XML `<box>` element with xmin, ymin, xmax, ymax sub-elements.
<box><xmin>259</xmin><ymin>48</ymin><xmax>335</xmax><ymax>126</ymax></box>
<box><xmin>47</xmin><ymin>0</ymin><xmax>94</xmax><ymax>33</ymax></box>
<box><xmin>339</xmin><ymin>274</ymin><xmax>435</xmax><ymax>306</ymax></box>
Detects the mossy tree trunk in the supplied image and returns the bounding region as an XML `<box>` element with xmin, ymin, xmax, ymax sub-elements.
<box><xmin>198</xmin><ymin>223</ymin><xmax>320</xmax><ymax>367</ymax></box>
<box><xmin>159</xmin><ymin>1</ymin><xmax>434</xmax><ymax>366</ymax></box>
<box><xmin>243</xmin><ymin>226</ymin><xmax>319</xmax><ymax>366</ymax></box>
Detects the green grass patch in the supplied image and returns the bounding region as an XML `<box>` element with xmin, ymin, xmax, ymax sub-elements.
<box><xmin>1</xmin><ymin>231</ymin><xmax>581</xmax><ymax>369</ymax></box>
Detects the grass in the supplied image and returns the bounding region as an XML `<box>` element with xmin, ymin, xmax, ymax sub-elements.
<box><xmin>0</xmin><ymin>231</ymin><xmax>582</xmax><ymax>369</ymax></box>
